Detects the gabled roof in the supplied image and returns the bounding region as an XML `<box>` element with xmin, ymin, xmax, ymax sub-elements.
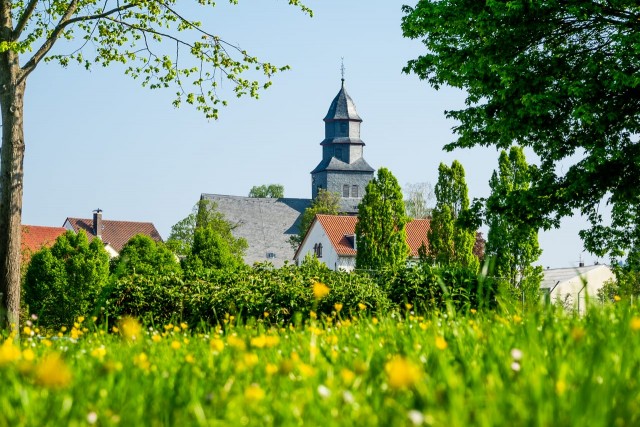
<box><xmin>295</xmin><ymin>215</ymin><xmax>431</xmax><ymax>258</ymax></box>
<box><xmin>21</xmin><ymin>225</ymin><xmax>67</xmax><ymax>261</ymax></box>
<box><xmin>324</xmin><ymin>81</ymin><xmax>362</xmax><ymax>122</ymax></box>
<box><xmin>64</xmin><ymin>217</ymin><xmax>162</xmax><ymax>253</ymax></box>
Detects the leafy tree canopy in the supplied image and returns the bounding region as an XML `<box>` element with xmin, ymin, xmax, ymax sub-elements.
<box><xmin>428</xmin><ymin>161</ymin><xmax>478</xmax><ymax>270</ymax></box>
<box><xmin>166</xmin><ymin>199</ymin><xmax>247</xmax><ymax>257</ymax></box>
<box><xmin>249</xmin><ymin>184</ymin><xmax>285</xmax><ymax>198</ymax></box>
<box><xmin>111</xmin><ymin>234</ymin><xmax>181</xmax><ymax>278</ymax></box>
<box><xmin>356</xmin><ymin>168</ymin><xmax>409</xmax><ymax>271</ymax></box>
<box><xmin>402</xmin><ymin>0</ymin><xmax>640</xmax><ymax>258</ymax></box>
<box><xmin>486</xmin><ymin>146</ymin><xmax>542</xmax><ymax>297</ymax></box>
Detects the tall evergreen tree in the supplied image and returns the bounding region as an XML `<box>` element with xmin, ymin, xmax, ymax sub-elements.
<box><xmin>356</xmin><ymin>168</ymin><xmax>410</xmax><ymax>271</ymax></box>
<box><xmin>486</xmin><ymin>146</ymin><xmax>542</xmax><ymax>295</ymax></box>
<box><xmin>428</xmin><ymin>161</ymin><xmax>479</xmax><ymax>270</ymax></box>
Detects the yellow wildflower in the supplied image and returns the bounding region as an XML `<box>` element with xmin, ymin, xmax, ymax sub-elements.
<box><xmin>614</xmin><ymin>295</ymin><xmax>621</xmax><ymax>302</ymax></box>
<box><xmin>435</xmin><ymin>336</ymin><xmax>448</xmax><ymax>350</ymax></box>
<box><xmin>173</xmin><ymin>326</ymin><xmax>180</xmax><ymax>333</ymax></box>
<box><xmin>470</xmin><ymin>308</ymin><xmax>477</xmax><ymax>314</ymax></box>
<box><xmin>372</xmin><ymin>317</ymin><xmax>379</xmax><ymax>325</ymax></box>
<box><xmin>265</xmin><ymin>363</ymin><xmax>278</xmax><ymax>375</ymax></box>
<box><xmin>91</xmin><ymin>347</ymin><xmax>107</xmax><ymax>359</ymax></box>
<box><xmin>513</xmin><ymin>315</ymin><xmax>523</xmax><ymax>324</ymax></box>
<box><xmin>405</xmin><ymin>303</ymin><xmax>413</xmax><ymax>310</ymax></box>
<box><xmin>631</xmin><ymin>317</ymin><xmax>640</xmax><ymax>331</ymax></box>
<box><xmin>244</xmin><ymin>353</ymin><xmax>259</xmax><ymax>367</ymax></box>
<box><xmin>210</xmin><ymin>338</ymin><xmax>224</xmax><ymax>353</ymax></box>
<box><xmin>111</xmin><ymin>326</ymin><xmax>119</xmax><ymax>333</ymax></box>
<box><xmin>340</xmin><ymin>368</ymin><xmax>356</xmax><ymax>385</ymax></box>
<box><xmin>23</xmin><ymin>326</ymin><xmax>33</xmax><ymax>336</ymax></box>
<box><xmin>227</xmin><ymin>335</ymin><xmax>246</xmax><ymax>351</ymax></box>
<box><xmin>313</xmin><ymin>282</ymin><xmax>330</xmax><ymax>300</ymax></box>
<box><xmin>119</xmin><ymin>316</ymin><xmax>142</xmax><ymax>341</ymax></box>
<box><xmin>334</xmin><ymin>303</ymin><xmax>343</xmax><ymax>312</ymax></box>
<box><xmin>298</xmin><ymin>363</ymin><xmax>316</xmax><ymax>378</ymax></box>
<box><xmin>77</xmin><ymin>316</ymin><xmax>85</xmax><ymax>323</ymax></box>
<box><xmin>244</xmin><ymin>384</ymin><xmax>265</xmax><ymax>402</ymax></box>
<box><xmin>22</xmin><ymin>348</ymin><xmax>35</xmax><ymax>362</ymax></box>
<box><xmin>385</xmin><ymin>356</ymin><xmax>422</xmax><ymax>390</ymax></box>
<box><xmin>60</xmin><ymin>326</ymin><xmax>67</xmax><ymax>332</ymax></box>
<box><xmin>35</xmin><ymin>354</ymin><xmax>72</xmax><ymax>388</ymax></box>
<box><xmin>358</xmin><ymin>303</ymin><xmax>366</xmax><ymax>311</ymax></box>
<box><xmin>151</xmin><ymin>334</ymin><xmax>162</xmax><ymax>343</ymax></box>
<box><xmin>263</xmin><ymin>311</ymin><xmax>270</xmax><ymax>318</ymax></box>
<box><xmin>310</xmin><ymin>311</ymin><xmax>317</xmax><ymax>320</ymax></box>
<box><xmin>0</xmin><ymin>340</ymin><xmax>21</xmax><ymax>365</ymax></box>
<box><xmin>170</xmin><ymin>341</ymin><xmax>181</xmax><ymax>350</ymax></box>
<box><xmin>180</xmin><ymin>322</ymin><xmax>188</xmax><ymax>330</ymax></box>
<box><xmin>185</xmin><ymin>354</ymin><xmax>195</xmax><ymax>364</ymax></box>
<box><xmin>571</xmin><ymin>327</ymin><xmax>586</xmax><ymax>341</ymax></box>
<box><xmin>133</xmin><ymin>352</ymin><xmax>150</xmax><ymax>371</ymax></box>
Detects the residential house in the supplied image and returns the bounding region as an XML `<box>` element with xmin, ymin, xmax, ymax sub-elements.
<box><xmin>63</xmin><ymin>209</ymin><xmax>162</xmax><ymax>257</ymax></box>
<box><xmin>293</xmin><ymin>214</ymin><xmax>431</xmax><ymax>271</ymax></box>
<box><xmin>541</xmin><ymin>264</ymin><xmax>614</xmax><ymax>312</ymax></box>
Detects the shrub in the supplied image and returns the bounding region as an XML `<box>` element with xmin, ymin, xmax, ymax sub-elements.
<box><xmin>24</xmin><ymin>231</ymin><xmax>110</xmax><ymax>328</ymax></box>
<box><xmin>111</xmin><ymin>234</ymin><xmax>181</xmax><ymax>278</ymax></box>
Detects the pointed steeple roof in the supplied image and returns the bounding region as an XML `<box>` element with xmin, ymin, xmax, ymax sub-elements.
<box><xmin>324</xmin><ymin>80</ymin><xmax>362</xmax><ymax>122</ymax></box>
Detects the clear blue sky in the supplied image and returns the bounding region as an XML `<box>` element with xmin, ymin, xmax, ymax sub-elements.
<box><xmin>21</xmin><ymin>1</ymin><xmax>600</xmax><ymax>268</ymax></box>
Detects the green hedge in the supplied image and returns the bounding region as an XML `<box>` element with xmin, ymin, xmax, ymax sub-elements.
<box><xmin>100</xmin><ymin>262</ymin><xmax>391</xmax><ymax>327</ymax></box>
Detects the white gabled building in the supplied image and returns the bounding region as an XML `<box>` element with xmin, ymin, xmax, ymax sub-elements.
<box><xmin>293</xmin><ymin>214</ymin><xmax>431</xmax><ymax>272</ymax></box>
<box><xmin>541</xmin><ymin>264</ymin><xmax>614</xmax><ymax>312</ymax></box>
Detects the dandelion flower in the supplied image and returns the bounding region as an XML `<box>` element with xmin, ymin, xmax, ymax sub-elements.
<box><xmin>435</xmin><ymin>336</ymin><xmax>448</xmax><ymax>350</ymax></box>
<box><xmin>171</xmin><ymin>341</ymin><xmax>181</xmax><ymax>350</ymax></box>
<box><xmin>614</xmin><ymin>295</ymin><xmax>621</xmax><ymax>302</ymax></box>
<box><xmin>0</xmin><ymin>340</ymin><xmax>21</xmax><ymax>366</ymax></box>
<box><xmin>631</xmin><ymin>317</ymin><xmax>640</xmax><ymax>331</ymax></box>
<box><xmin>35</xmin><ymin>354</ymin><xmax>72</xmax><ymax>388</ymax></box>
<box><xmin>313</xmin><ymin>282</ymin><xmax>330</xmax><ymax>300</ymax></box>
<box><xmin>334</xmin><ymin>303</ymin><xmax>343</xmax><ymax>312</ymax></box>
<box><xmin>119</xmin><ymin>316</ymin><xmax>142</xmax><ymax>341</ymax></box>
<box><xmin>244</xmin><ymin>384</ymin><xmax>266</xmax><ymax>402</ymax></box>
<box><xmin>385</xmin><ymin>356</ymin><xmax>422</xmax><ymax>390</ymax></box>
<box><xmin>358</xmin><ymin>303</ymin><xmax>366</xmax><ymax>311</ymax></box>
<box><xmin>210</xmin><ymin>338</ymin><xmax>224</xmax><ymax>353</ymax></box>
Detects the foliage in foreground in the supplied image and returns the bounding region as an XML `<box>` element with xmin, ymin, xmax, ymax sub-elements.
<box><xmin>2</xmin><ymin>303</ymin><xmax>640</xmax><ymax>426</ymax></box>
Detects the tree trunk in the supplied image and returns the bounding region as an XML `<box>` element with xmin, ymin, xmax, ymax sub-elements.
<box><xmin>0</xmin><ymin>45</ymin><xmax>26</xmax><ymax>333</ymax></box>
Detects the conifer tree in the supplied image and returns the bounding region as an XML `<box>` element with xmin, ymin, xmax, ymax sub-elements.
<box><xmin>428</xmin><ymin>161</ymin><xmax>479</xmax><ymax>270</ymax></box>
<box><xmin>356</xmin><ymin>168</ymin><xmax>409</xmax><ymax>271</ymax></box>
<box><xmin>486</xmin><ymin>146</ymin><xmax>542</xmax><ymax>295</ymax></box>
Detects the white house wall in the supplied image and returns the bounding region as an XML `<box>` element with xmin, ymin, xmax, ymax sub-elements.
<box><xmin>550</xmin><ymin>266</ymin><xmax>614</xmax><ymax>313</ymax></box>
<box><xmin>296</xmin><ymin>222</ymin><xmax>355</xmax><ymax>271</ymax></box>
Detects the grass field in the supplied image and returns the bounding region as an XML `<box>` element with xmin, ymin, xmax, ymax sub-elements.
<box><xmin>1</xmin><ymin>302</ymin><xmax>639</xmax><ymax>426</ymax></box>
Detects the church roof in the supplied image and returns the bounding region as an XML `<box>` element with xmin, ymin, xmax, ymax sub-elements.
<box><xmin>200</xmin><ymin>194</ymin><xmax>312</xmax><ymax>267</ymax></box>
<box><xmin>310</xmin><ymin>156</ymin><xmax>375</xmax><ymax>174</ymax></box>
<box><xmin>324</xmin><ymin>81</ymin><xmax>362</xmax><ymax>122</ymax></box>
<box><xmin>320</xmin><ymin>137</ymin><xmax>365</xmax><ymax>146</ymax></box>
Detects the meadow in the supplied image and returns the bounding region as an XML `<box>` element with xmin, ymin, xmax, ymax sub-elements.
<box><xmin>1</xmin><ymin>297</ymin><xmax>639</xmax><ymax>427</ymax></box>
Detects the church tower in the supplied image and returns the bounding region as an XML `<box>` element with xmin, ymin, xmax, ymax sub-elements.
<box><xmin>310</xmin><ymin>79</ymin><xmax>374</xmax><ymax>212</ymax></box>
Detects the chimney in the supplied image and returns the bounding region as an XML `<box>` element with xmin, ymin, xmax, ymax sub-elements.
<box><xmin>93</xmin><ymin>209</ymin><xmax>102</xmax><ymax>237</ymax></box>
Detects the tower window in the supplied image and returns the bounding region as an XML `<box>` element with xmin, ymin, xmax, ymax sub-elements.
<box><xmin>340</xmin><ymin>122</ymin><xmax>347</xmax><ymax>134</ymax></box>
<box><xmin>343</xmin><ymin>184</ymin><xmax>350</xmax><ymax>197</ymax></box>
<box><xmin>335</xmin><ymin>147</ymin><xmax>342</xmax><ymax>161</ymax></box>
<box><xmin>351</xmin><ymin>185</ymin><xmax>359</xmax><ymax>198</ymax></box>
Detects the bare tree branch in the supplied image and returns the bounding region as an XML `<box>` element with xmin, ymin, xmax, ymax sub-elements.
<box><xmin>13</xmin><ymin>0</ymin><xmax>40</xmax><ymax>39</ymax></box>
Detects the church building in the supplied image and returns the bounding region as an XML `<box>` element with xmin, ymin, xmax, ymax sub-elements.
<box><xmin>200</xmin><ymin>80</ymin><xmax>375</xmax><ymax>267</ymax></box>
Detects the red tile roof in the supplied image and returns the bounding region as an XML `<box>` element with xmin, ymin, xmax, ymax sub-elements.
<box><xmin>313</xmin><ymin>215</ymin><xmax>431</xmax><ymax>257</ymax></box>
<box><xmin>21</xmin><ymin>225</ymin><xmax>67</xmax><ymax>262</ymax></box>
<box><xmin>64</xmin><ymin>217</ymin><xmax>162</xmax><ymax>253</ymax></box>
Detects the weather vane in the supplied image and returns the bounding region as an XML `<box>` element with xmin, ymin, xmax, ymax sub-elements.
<box><xmin>341</xmin><ymin>57</ymin><xmax>345</xmax><ymax>82</ymax></box>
